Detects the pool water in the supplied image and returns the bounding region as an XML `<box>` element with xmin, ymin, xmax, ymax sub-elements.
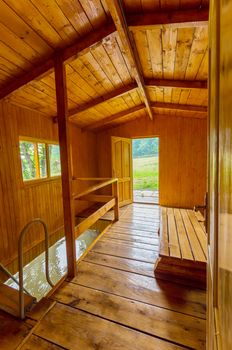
<box><xmin>5</xmin><ymin>228</ymin><xmax>100</xmax><ymax>301</ymax></box>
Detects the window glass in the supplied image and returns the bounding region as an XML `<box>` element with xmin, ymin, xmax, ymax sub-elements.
<box><xmin>49</xmin><ymin>144</ymin><xmax>61</xmax><ymax>176</ymax></box>
<box><xmin>38</xmin><ymin>143</ymin><xmax>47</xmax><ymax>178</ymax></box>
<box><xmin>19</xmin><ymin>141</ymin><xmax>36</xmax><ymax>180</ymax></box>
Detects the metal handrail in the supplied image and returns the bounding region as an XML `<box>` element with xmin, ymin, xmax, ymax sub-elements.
<box><xmin>18</xmin><ymin>218</ymin><xmax>54</xmax><ymax>319</ymax></box>
<box><xmin>0</xmin><ymin>263</ymin><xmax>31</xmax><ymax>295</ymax></box>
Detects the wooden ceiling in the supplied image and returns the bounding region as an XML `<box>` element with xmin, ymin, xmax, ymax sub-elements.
<box><xmin>0</xmin><ymin>0</ymin><xmax>209</xmax><ymax>130</ymax></box>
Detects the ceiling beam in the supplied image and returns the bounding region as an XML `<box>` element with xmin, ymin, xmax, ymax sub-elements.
<box><xmin>0</xmin><ymin>23</ymin><xmax>115</xmax><ymax>100</ymax></box>
<box><xmin>105</xmin><ymin>0</ymin><xmax>153</xmax><ymax>120</ymax></box>
<box><xmin>82</xmin><ymin>101</ymin><xmax>207</xmax><ymax>132</ymax></box>
<box><xmin>69</xmin><ymin>82</ymin><xmax>137</xmax><ymax>119</ymax></box>
<box><xmin>128</xmin><ymin>8</ymin><xmax>208</xmax><ymax>29</ymax></box>
<box><xmin>146</xmin><ymin>79</ymin><xmax>208</xmax><ymax>89</ymax></box>
<box><xmin>151</xmin><ymin>102</ymin><xmax>207</xmax><ymax>113</ymax></box>
<box><xmin>68</xmin><ymin>79</ymin><xmax>207</xmax><ymax>118</ymax></box>
<box><xmin>82</xmin><ymin>104</ymin><xmax>145</xmax><ymax>131</ymax></box>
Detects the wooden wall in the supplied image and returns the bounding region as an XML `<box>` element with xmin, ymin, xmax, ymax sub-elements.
<box><xmin>0</xmin><ymin>101</ymin><xmax>98</xmax><ymax>272</ymax></box>
<box><xmin>96</xmin><ymin>115</ymin><xmax>207</xmax><ymax>208</ymax></box>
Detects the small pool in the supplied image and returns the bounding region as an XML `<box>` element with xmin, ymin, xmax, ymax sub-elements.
<box><xmin>5</xmin><ymin>220</ymin><xmax>109</xmax><ymax>301</ymax></box>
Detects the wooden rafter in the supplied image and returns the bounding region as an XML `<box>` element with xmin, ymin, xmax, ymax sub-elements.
<box><xmin>151</xmin><ymin>102</ymin><xmax>207</xmax><ymax>113</ymax></box>
<box><xmin>128</xmin><ymin>8</ymin><xmax>208</xmax><ymax>29</ymax></box>
<box><xmin>82</xmin><ymin>104</ymin><xmax>145</xmax><ymax>131</ymax></box>
<box><xmin>145</xmin><ymin>79</ymin><xmax>208</xmax><ymax>89</ymax></box>
<box><xmin>0</xmin><ymin>23</ymin><xmax>115</xmax><ymax>100</ymax></box>
<box><xmin>69</xmin><ymin>82</ymin><xmax>137</xmax><ymax>119</ymax></box>
<box><xmin>105</xmin><ymin>0</ymin><xmax>153</xmax><ymax>120</ymax></box>
<box><xmin>67</xmin><ymin>79</ymin><xmax>207</xmax><ymax>119</ymax></box>
<box><xmin>81</xmin><ymin>101</ymin><xmax>207</xmax><ymax>131</ymax></box>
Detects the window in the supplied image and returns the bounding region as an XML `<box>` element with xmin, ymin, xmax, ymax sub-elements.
<box><xmin>19</xmin><ymin>138</ymin><xmax>61</xmax><ymax>182</ymax></box>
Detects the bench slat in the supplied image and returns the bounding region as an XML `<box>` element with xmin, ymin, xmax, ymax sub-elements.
<box><xmin>187</xmin><ymin>210</ymin><xmax>207</xmax><ymax>261</ymax></box>
<box><xmin>160</xmin><ymin>208</ymin><xmax>169</xmax><ymax>256</ymax></box>
<box><xmin>180</xmin><ymin>209</ymin><xmax>206</xmax><ymax>263</ymax></box>
<box><xmin>167</xmin><ymin>208</ymin><xmax>181</xmax><ymax>258</ymax></box>
<box><xmin>173</xmin><ymin>209</ymin><xmax>194</xmax><ymax>261</ymax></box>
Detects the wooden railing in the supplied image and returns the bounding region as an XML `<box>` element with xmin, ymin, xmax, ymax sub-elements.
<box><xmin>73</xmin><ymin>178</ymin><xmax>119</xmax><ymax>238</ymax></box>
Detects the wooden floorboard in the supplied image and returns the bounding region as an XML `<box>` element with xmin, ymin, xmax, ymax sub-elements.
<box><xmin>92</xmin><ymin>240</ymin><xmax>158</xmax><ymax>263</ymax></box>
<box><xmin>108</xmin><ymin>227</ymin><xmax>158</xmax><ymax>238</ymax></box>
<box><xmin>51</xmin><ymin>283</ymin><xmax>205</xmax><ymax>350</ymax></box>
<box><xmin>20</xmin><ymin>335</ymin><xmax>65</xmax><ymax>350</ymax></box>
<box><xmin>34</xmin><ymin>303</ymin><xmax>187</xmax><ymax>350</ymax></box>
<box><xmin>84</xmin><ymin>251</ymin><xmax>155</xmax><ymax>277</ymax></box>
<box><xmin>18</xmin><ymin>203</ymin><xmax>206</xmax><ymax>350</ymax></box>
<box><xmin>103</xmin><ymin>231</ymin><xmax>159</xmax><ymax>245</ymax></box>
<box><xmin>74</xmin><ymin>261</ymin><xmax>206</xmax><ymax>319</ymax></box>
<box><xmin>100</xmin><ymin>236</ymin><xmax>159</xmax><ymax>251</ymax></box>
<box><xmin>0</xmin><ymin>310</ymin><xmax>32</xmax><ymax>350</ymax></box>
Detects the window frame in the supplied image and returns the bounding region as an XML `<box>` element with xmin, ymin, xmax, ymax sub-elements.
<box><xmin>19</xmin><ymin>136</ymin><xmax>61</xmax><ymax>185</ymax></box>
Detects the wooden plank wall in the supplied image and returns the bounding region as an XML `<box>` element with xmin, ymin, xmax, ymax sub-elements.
<box><xmin>96</xmin><ymin>115</ymin><xmax>207</xmax><ymax>209</ymax></box>
<box><xmin>0</xmin><ymin>101</ymin><xmax>98</xmax><ymax>272</ymax></box>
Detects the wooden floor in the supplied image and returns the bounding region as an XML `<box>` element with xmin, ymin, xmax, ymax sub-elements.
<box><xmin>0</xmin><ymin>204</ymin><xmax>206</xmax><ymax>350</ymax></box>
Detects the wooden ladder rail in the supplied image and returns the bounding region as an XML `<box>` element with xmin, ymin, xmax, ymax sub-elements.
<box><xmin>18</xmin><ymin>218</ymin><xmax>54</xmax><ymax>319</ymax></box>
<box><xmin>73</xmin><ymin>178</ymin><xmax>119</xmax><ymax>238</ymax></box>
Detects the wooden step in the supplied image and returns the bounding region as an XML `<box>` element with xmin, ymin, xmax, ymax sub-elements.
<box><xmin>0</xmin><ymin>283</ymin><xmax>36</xmax><ymax>317</ymax></box>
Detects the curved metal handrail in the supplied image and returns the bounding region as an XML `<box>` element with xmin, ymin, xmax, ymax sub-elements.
<box><xmin>18</xmin><ymin>218</ymin><xmax>54</xmax><ymax>319</ymax></box>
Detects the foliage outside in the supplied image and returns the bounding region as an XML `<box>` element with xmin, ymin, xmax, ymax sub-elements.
<box><xmin>20</xmin><ymin>141</ymin><xmax>61</xmax><ymax>181</ymax></box>
<box><xmin>132</xmin><ymin>138</ymin><xmax>159</xmax><ymax>191</ymax></box>
<box><xmin>20</xmin><ymin>141</ymin><xmax>37</xmax><ymax>180</ymax></box>
<box><xmin>49</xmin><ymin>144</ymin><xmax>61</xmax><ymax>176</ymax></box>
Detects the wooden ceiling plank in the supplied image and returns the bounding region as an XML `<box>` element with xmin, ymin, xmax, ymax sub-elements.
<box><xmin>0</xmin><ymin>23</ymin><xmax>115</xmax><ymax>100</ymax></box>
<box><xmin>162</xmin><ymin>27</ymin><xmax>178</xmax><ymax>80</ymax></box>
<box><xmin>82</xmin><ymin>104</ymin><xmax>145</xmax><ymax>131</ymax></box>
<box><xmin>105</xmin><ymin>0</ymin><xmax>154</xmax><ymax>120</ymax></box>
<box><xmin>185</xmin><ymin>27</ymin><xmax>208</xmax><ymax>80</ymax></box>
<box><xmin>146</xmin><ymin>28</ymin><xmax>163</xmax><ymax>79</ymax></box>
<box><xmin>173</xmin><ymin>27</ymin><xmax>195</xmax><ymax>80</ymax></box>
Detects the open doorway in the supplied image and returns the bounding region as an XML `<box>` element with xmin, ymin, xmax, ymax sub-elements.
<box><xmin>132</xmin><ymin>137</ymin><xmax>159</xmax><ymax>204</ymax></box>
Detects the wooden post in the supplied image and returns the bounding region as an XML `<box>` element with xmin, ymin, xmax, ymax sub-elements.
<box><xmin>54</xmin><ymin>54</ymin><xmax>77</xmax><ymax>278</ymax></box>
<box><xmin>113</xmin><ymin>180</ymin><xmax>119</xmax><ymax>222</ymax></box>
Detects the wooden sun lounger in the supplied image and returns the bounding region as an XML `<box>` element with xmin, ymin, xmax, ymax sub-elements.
<box><xmin>154</xmin><ymin>207</ymin><xmax>207</xmax><ymax>289</ymax></box>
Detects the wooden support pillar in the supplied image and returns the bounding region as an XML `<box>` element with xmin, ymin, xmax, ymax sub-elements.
<box><xmin>113</xmin><ymin>180</ymin><xmax>119</xmax><ymax>222</ymax></box>
<box><xmin>54</xmin><ymin>54</ymin><xmax>77</xmax><ymax>278</ymax></box>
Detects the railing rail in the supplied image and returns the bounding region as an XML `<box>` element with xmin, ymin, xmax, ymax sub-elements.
<box><xmin>18</xmin><ymin>218</ymin><xmax>54</xmax><ymax>319</ymax></box>
<box><xmin>73</xmin><ymin>178</ymin><xmax>118</xmax><ymax>200</ymax></box>
<box><xmin>73</xmin><ymin>177</ymin><xmax>119</xmax><ymax>238</ymax></box>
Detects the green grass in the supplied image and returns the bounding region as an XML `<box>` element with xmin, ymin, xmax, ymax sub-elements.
<box><xmin>133</xmin><ymin>156</ymin><xmax>159</xmax><ymax>190</ymax></box>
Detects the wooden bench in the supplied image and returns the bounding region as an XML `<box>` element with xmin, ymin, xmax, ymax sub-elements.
<box><xmin>154</xmin><ymin>207</ymin><xmax>207</xmax><ymax>289</ymax></box>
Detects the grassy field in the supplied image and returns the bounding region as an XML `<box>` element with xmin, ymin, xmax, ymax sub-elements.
<box><xmin>133</xmin><ymin>156</ymin><xmax>159</xmax><ymax>190</ymax></box>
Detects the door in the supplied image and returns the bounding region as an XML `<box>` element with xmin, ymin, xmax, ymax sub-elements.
<box><xmin>111</xmin><ymin>136</ymin><xmax>132</xmax><ymax>207</ymax></box>
<box><xmin>208</xmin><ymin>1</ymin><xmax>232</xmax><ymax>349</ymax></box>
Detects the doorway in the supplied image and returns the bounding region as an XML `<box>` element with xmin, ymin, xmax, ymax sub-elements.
<box><xmin>132</xmin><ymin>137</ymin><xmax>159</xmax><ymax>204</ymax></box>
